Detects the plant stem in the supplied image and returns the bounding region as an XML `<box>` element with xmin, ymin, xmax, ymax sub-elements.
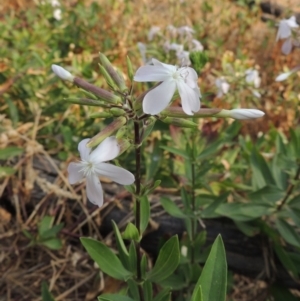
<box><xmin>190</xmin><ymin>131</ymin><xmax>196</xmax><ymax>264</ymax></box>
<box><xmin>134</xmin><ymin>121</ymin><xmax>143</xmax><ymax>293</ymax></box>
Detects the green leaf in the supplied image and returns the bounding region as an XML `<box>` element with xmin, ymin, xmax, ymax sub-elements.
<box><xmin>40</xmin><ymin>224</ymin><xmax>64</xmax><ymax>240</ymax></box>
<box><xmin>275</xmin><ymin>219</ymin><xmax>300</xmax><ymax>248</ymax></box>
<box><xmin>0</xmin><ymin>166</ymin><xmax>16</xmax><ymax>177</ymax></box>
<box><xmin>160</xmin><ymin>145</ymin><xmax>189</xmax><ymax>159</ymax></box>
<box><xmin>274</xmin><ymin>243</ymin><xmax>299</xmax><ymax>279</ymax></box>
<box><xmin>143</xmin><ymin>280</ymin><xmax>153</xmax><ymax>301</ymax></box>
<box><xmin>201</xmin><ymin>194</ymin><xmax>228</xmax><ymax>218</ymax></box>
<box><xmin>128</xmin><ymin>241</ymin><xmax>137</xmax><ymax>274</ymax></box>
<box><xmin>80</xmin><ymin>237</ymin><xmax>132</xmax><ymax>280</ymax></box>
<box><xmin>127</xmin><ymin>278</ymin><xmax>140</xmax><ymax>301</ymax></box>
<box><xmin>250</xmin><ymin>148</ymin><xmax>275</xmax><ymax>189</ymax></box>
<box><xmin>122</xmin><ymin>223</ymin><xmax>139</xmax><ymax>241</ymax></box>
<box><xmin>41</xmin><ymin>282</ymin><xmax>55</xmax><ymax>301</ymax></box>
<box><xmin>248</xmin><ymin>185</ymin><xmax>285</xmax><ymax>205</ymax></box>
<box><xmin>145</xmin><ymin>141</ymin><xmax>162</xmax><ymax>181</ymax></box>
<box><xmin>141</xmin><ymin>254</ymin><xmax>147</xmax><ymax>279</ymax></box>
<box><xmin>38</xmin><ymin>216</ymin><xmax>53</xmax><ymax>237</ymax></box>
<box><xmin>191</xmin><ymin>285</ymin><xmax>203</xmax><ymax>301</ymax></box>
<box><xmin>153</xmin><ymin>288</ymin><xmax>171</xmax><ymax>301</ymax></box>
<box><xmin>0</xmin><ymin>147</ymin><xmax>23</xmax><ymax>160</ymax></box>
<box><xmin>146</xmin><ymin>236</ymin><xmax>180</xmax><ymax>282</ymax></box>
<box><xmin>22</xmin><ymin>229</ymin><xmax>34</xmax><ymax>240</ymax></box>
<box><xmin>140</xmin><ymin>196</ymin><xmax>150</xmax><ymax>233</ymax></box>
<box><xmin>216</xmin><ymin>203</ymin><xmax>270</xmax><ymax>221</ymax></box>
<box><xmin>192</xmin><ymin>235</ymin><xmax>227</xmax><ymax>301</ymax></box>
<box><xmin>160</xmin><ymin>197</ymin><xmax>186</xmax><ymax>219</ymax></box>
<box><xmin>41</xmin><ymin>238</ymin><xmax>62</xmax><ymax>250</ymax></box>
<box><xmin>98</xmin><ymin>294</ymin><xmax>135</xmax><ymax>301</ymax></box>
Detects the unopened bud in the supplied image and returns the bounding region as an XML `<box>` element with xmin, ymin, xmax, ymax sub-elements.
<box><xmin>87</xmin><ymin>117</ymin><xmax>127</xmax><ymax>148</ymax></box>
<box><xmin>117</xmin><ymin>138</ymin><xmax>131</xmax><ymax>155</ymax></box>
<box><xmin>90</xmin><ymin>111</ymin><xmax>113</xmax><ymax>118</ymax></box>
<box><xmin>99</xmin><ymin>64</ymin><xmax>118</xmax><ymax>90</ymax></box>
<box><xmin>215</xmin><ymin>109</ymin><xmax>264</xmax><ymax>120</ymax></box>
<box><xmin>161</xmin><ymin>107</ymin><xmax>221</xmax><ymax>118</ymax></box>
<box><xmin>64</xmin><ymin>98</ymin><xmax>106</xmax><ymax>107</ymax></box>
<box><xmin>161</xmin><ymin>117</ymin><xmax>198</xmax><ymax>128</ymax></box>
<box><xmin>52</xmin><ymin>65</ymin><xmax>74</xmax><ymax>82</ymax></box>
<box><xmin>109</xmin><ymin>107</ymin><xmax>126</xmax><ymax>117</ymax></box>
<box><xmin>126</xmin><ymin>56</ymin><xmax>134</xmax><ymax>81</ymax></box>
<box><xmin>99</xmin><ymin>53</ymin><xmax>128</xmax><ymax>92</ymax></box>
<box><xmin>73</xmin><ymin>77</ymin><xmax>121</xmax><ymax>104</ymax></box>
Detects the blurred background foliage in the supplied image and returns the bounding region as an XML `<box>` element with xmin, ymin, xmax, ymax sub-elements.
<box><xmin>1</xmin><ymin>0</ymin><xmax>300</xmax><ymax>300</ymax></box>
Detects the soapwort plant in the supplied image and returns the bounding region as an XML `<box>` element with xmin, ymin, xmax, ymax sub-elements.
<box><xmin>52</xmin><ymin>52</ymin><xmax>264</xmax><ymax>301</ymax></box>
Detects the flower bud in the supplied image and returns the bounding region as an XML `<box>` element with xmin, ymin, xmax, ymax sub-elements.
<box><xmin>126</xmin><ymin>56</ymin><xmax>134</xmax><ymax>81</ymax></box>
<box><xmin>116</xmin><ymin>138</ymin><xmax>131</xmax><ymax>155</ymax></box>
<box><xmin>98</xmin><ymin>64</ymin><xmax>118</xmax><ymax>90</ymax></box>
<box><xmin>73</xmin><ymin>77</ymin><xmax>121</xmax><ymax>104</ymax></box>
<box><xmin>99</xmin><ymin>53</ymin><xmax>128</xmax><ymax>92</ymax></box>
<box><xmin>161</xmin><ymin>107</ymin><xmax>221</xmax><ymax>118</ymax></box>
<box><xmin>216</xmin><ymin>109</ymin><xmax>265</xmax><ymax>120</ymax></box>
<box><xmin>87</xmin><ymin>117</ymin><xmax>127</xmax><ymax>148</ymax></box>
<box><xmin>109</xmin><ymin>107</ymin><xmax>126</xmax><ymax>117</ymax></box>
<box><xmin>51</xmin><ymin>65</ymin><xmax>74</xmax><ymax>82</ymax></box>
<box><xmin>90</xmin><ymin>112</ymin><xmax>113</xmax><ymax>118</ymax></box>
<box><xmin>64</xmin><ymin>97</ymin><xmax>107</xmax><ymax>107</ymax></box>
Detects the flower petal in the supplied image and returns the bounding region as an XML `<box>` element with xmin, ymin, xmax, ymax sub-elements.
<box><xmin>282</xmin><ymin>38</ymin><xmax>293</xmax><ymax>55</ymax></box>
<box><xmin>275</xmin><ymin>71</ymin><xmax>292</xmax><ymax>81</ymax></box>
<box><xmin>86</xmin><ymin>175</ymin><xmax>103</xmax><ymax>207</ymax></box>
<box><xmin>177</xmin><ymin>82</ymin><xmax>201</xmax><ymax>115</ymax></box>
<box><xmin>134</xmin><ymin>60</ymin><xmax>175</xmax><ymax>82</ymax></box>
<box><xmin>90</xmin><ymin>136</ymin><xmax>120</xmax><ymax>163</ymax></box>
<box><xmin>78</xmin><ymin>138</ymin><xmax>91</xmax><ymax>161</ymax></box>
<box><xmin>142</xmin><ymin>80</ymin><xmax>176</xmax><ymax>115</ymax></box>
<box><xmin>95</xmin><ymin>163</ymin><xmax>135</xmax><ymax>185</ymax></box>
<box><xmin>68</xmin><ymin>162</ymin><xmax>85</xmax><ymax>184</ymax></box>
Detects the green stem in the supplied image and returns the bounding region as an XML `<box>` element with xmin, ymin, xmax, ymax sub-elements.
<box><xmin>190</xmin><ymin>131</ymin><xmax>196</xmax><ymax>264</ymax></box>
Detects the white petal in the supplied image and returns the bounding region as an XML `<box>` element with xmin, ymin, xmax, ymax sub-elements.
<box><xmin>275</xmin><ymin>71</ymin><xmax>292</xmax><ymax>81</ymax></box>
<box><xmin>90</xmin><ymin>136</ymin><xmax>120</xmax><ymax>163</ymax></box>
<box><xmin>221</xmin><ymin>82</ymin><xmax>230</xmax><ymax>94</ymax></box>
<box><xmin>282</xmin><ymin>38</ymin><xmax>293</xmax><ymax>55</ymax></box>
<box><xmin>286</xmin><ymin>16</ymin><xmax>299</xmax><ymax>28</ymax></box>
<box><xmin>230</xmin><ymin>109</ymin><xmax>264</xmax><ymax>119</ymax></box>
<box><xmin>276</xmin><ymin>22</ymin><xmax>291</xmax><ymax>40</ymax></box>
<box><xmin>78</xmin><ymin>138</ymin><xmax>91</xmax><ymax>161</ymax></box>
<box><xmin>51</xmin><ymin>65</ymin><xmax>74</xmax><ymax>81</ymax></box>
<box><xmin>68</xmin><ymin>162</ymin><xmax>85</xmax><ymax>184</ymax></box>
<box><xmin>95</xmin><ymin>163</ymin><xmax>135</xmax><ymax>185</ymax></box>
<box><xmin>177</xmin><ymin>82</ymin><xmax>200</xmax><ymax>115</ymax></box>
<box><xmin>143</xmin><ymin>80</ymin><xmax>176</xmax><ymax>115</ymax></box>
<box><xmin>134</xmin><ymin>63</ymin><xmax>174</xmax><ymax>82</ymax></box>
<box><xmin>183</xmin><ymin>67</ymin><xmax>198</xmax><ymax>89</ymax></box>
<box><xmin>86</xmin><ymin>175</ymin><xmax>103</xmax><ymax>207</ymax></box>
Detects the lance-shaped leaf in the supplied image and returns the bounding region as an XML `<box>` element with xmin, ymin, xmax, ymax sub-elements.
<box><xmin>192</xmin><ymin>235</ymin><xmax>227</xmax><ymax>301</ymax></box>
<box><xmin>98</xmin><ymin>294</ymin><xmax>135</xmax><ymax>301</ymax></box>
<box><xmin>146</xmin><ymin>235</ymin><xmax>180</xmax><ymax>282</ymax></box>
<box><xmin>80</xmin><ymin>237</ymin><xmax>132</xmax><ymax>280</ymax></box>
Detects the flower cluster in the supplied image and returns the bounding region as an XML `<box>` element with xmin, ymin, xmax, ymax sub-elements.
<box><xmin>138</xmin><ymin>25</ymin><xmax>204</xmax><ymax>66</ymax></box>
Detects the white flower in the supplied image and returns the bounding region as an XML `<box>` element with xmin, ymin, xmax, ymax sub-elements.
<box><xmin>177</xmin><ymin>26</ymin><xmax>195</xmax><ymax>37</ymax></box>
<box><xmin>215</xmin><ymin>78</ymin><xmax>230</xmax><ymax>98</ymax></box>
<box><xmin>134</xmin><ymin>58</ymin><xmax>201</xmax><ymax>115</ymax></box>
<box><xmin>53</xmin><ymin>8</ymin><xmax>62</xmax><ymax>20</ymax></box>
<box><xmin>245</xmin><ymin>69</ymin><xmax>261</xmax><ymax>88</ymax></box>
<box><xmin>52</xmin><ymin>64</ymin><xmax>74</xmax><ymax>81</ymax></box>
<box><xmin>191</xmin><ymin>39</ymin><xmax>204</xmax><ymax>52</ymax></box>
<box><xmin>276</xmin><ymin>16</ymin><xmax>299</xmax><ymax>41</ymax></box>
<box><xmin>148</xmin><ymin>26</ymin><xmax>160</xmax><ymax>41</ymax></box>
<box><xmin>68</xmin><ymin>137</ymin><xmax>135</xmax><ymax>207</ymax></box>
<box><xmin>176</xmin><ymin>50</ymin><xmax>191</xmax><ymax>66</ymax></box>
<box><xmin>281</xmin><ymin>38</ymin><xmax>293</xmax><ymax>55</ymax></box>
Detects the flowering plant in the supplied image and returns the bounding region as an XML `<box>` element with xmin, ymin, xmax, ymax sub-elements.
<box><xmin>52</xmin><ymin>50</ymin><xmax>264</xmax><ymax>301</ymax></box>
